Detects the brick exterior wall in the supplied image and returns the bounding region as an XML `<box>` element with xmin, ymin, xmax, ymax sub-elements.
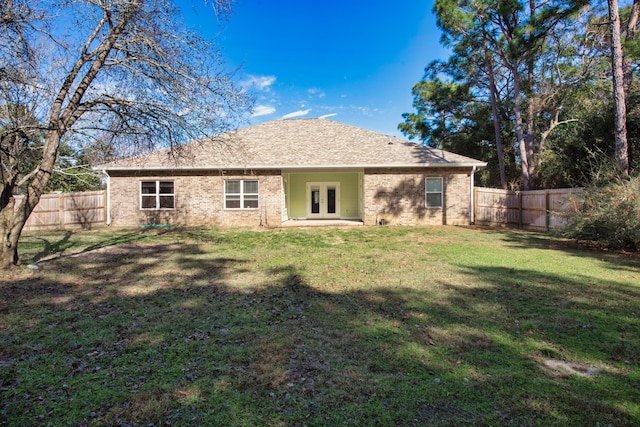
<box><xmin>108</xmin><ymin>170</ymin><xmax>283</xmax><ymax>227</ymax></box>
<box><xmin>363</xmin><ymin>168</ymin><xmax>471</xmax><ymax>226</ymax></box>
<box><xmin>107</xmin><ymin>167</ymin><xmax>472</xmax><ymax>227</ymax></box>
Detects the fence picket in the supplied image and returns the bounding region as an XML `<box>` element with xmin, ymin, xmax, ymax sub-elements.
<box><xmin>14</xmin><ymin>188</ymin><xmax>583</xmax><ymax>232</ymax></box>
<box><xmin>14</xmin><ymin>190</ymin><xmax>106</xmax><ymax>231</ymax></box>
<box><xmin>474</xmin><ymin>187</ymin><xmax>583</xmax><ymax>231</ymax></box>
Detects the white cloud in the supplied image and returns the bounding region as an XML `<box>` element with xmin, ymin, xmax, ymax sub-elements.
<box><xmin>307</xmin><ymin>88</ymin><xmax>326</xmax><ymax>99</ymax></box>
<box><xmin>251</xmin><ymin>104</ymin><xmax>276</xmax><ymax>117</ymax></box>
<box><xmin>282</xmin><ymin>109</ymin><xmax>311</xmax><ymax>119</ymax></box>
<box><xmin>319</xmin><ymin>113</ymin><xmax>337</xmax><ymax>119</ymax></box>
<box><xmin>241</xmin><ymin>75</ymin><xmax>276</xmax><ymax>91</ymax></box>
<box><xmin>357</xmin><ymin>106</ymin><xmax>381</xmax><ymax>117</ymax></box>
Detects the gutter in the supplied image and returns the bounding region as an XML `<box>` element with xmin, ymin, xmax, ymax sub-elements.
<box><xmin>100</xmin><ymin>162</ymin><xmax>488</xmax><ymax>172</ymax></box>
<box><xmin>102</xmin><ymin>170</ymin><xmax>111</xmax><ymax>226</ymax></box>
<box><xmin>470</xmin><ymin>166</ymin><xmax>476</xmax><ymax>225</ymax></box>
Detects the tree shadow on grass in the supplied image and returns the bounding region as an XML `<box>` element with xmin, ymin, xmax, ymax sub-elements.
<box><xmin>24</xmin><ymin>227</ymin><xmax>224</xmax><ymax>266</ymax></box>
<box><xmin>451</xmin><ymin>264</ymin><xmax>640</xmax><ymax>361</ymax></box>
<box><xmin>1</xmin><ymin>238</ymin><xmax>638</xmax><ymax>426</ymax></box>
<box><xmin>24</xmin><ymin>228</ymin><xmax>162</xmax><ymax>265</ymax></box>
<box><xmin>31</xmin><ymin>230</ymin><xmax>75</xmax><ymax>262</ymax></box>
<box><xmin>472</xmin><ymin>226</ymin><xmax>640</xmax><ymax>273</ymax></box>
<box><xmin>247</xmin><ymin>265</ymin><xmax>639</xmax><ymax>426</ymax></box>
<box><xmin>441</xmin><ymin>263</ymin><xmax>640</xmax><ymax>423</ymax></box>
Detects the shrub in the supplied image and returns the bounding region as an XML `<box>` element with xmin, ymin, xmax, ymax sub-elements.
<box><xmin>563</xmin><ymin>174</ymin><xmax>640</xmax><ymax>250</ymax></box>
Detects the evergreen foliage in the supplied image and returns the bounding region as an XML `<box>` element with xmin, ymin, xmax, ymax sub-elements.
<box><xmin>401</xmin><ymin>1</ymin><xmax>639</xmax><ymax>189</ymax></box>
<box><xmin>45</xmin><ymin>144</ymin><xmax>104</xmax><ymax>193</ymax></box>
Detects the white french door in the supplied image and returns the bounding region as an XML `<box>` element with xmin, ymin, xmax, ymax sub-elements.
<box><xmin>306</xmin><ymin>182</ymin><xmax>340</xmax><ymax>219</ymax></box>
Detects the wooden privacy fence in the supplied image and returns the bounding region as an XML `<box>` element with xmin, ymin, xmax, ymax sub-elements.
<box><xmin>474</xmin><ymin>187</ymin><xmax>584</xmax><ymax>231</ymax></box>
<box><xmin>15</xmin><ymin>190</ymin><xmax>106</xmax><ymax>231</ymax></box>
<box><xmin>14</xmin><ymin>188</ymin><xmax>583</xmax><ymax>232</ymax></box>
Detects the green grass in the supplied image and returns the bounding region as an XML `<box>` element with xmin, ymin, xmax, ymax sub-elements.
<box><xmin>1</xmin><ymin>225</ymin><xmax>639</xmax><ymax>426</ymax></box>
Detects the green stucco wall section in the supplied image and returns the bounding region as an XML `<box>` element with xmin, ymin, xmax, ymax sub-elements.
<box><xmin>286</xmin><ymin>172</ymin><xmax>361</xmax><ymax>219</ymax></box>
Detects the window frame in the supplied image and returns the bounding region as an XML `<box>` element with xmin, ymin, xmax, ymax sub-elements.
<box><xmin>140</xmin><ymin>180</ymin><xmax>175</xmax><ymax>210</ymax></box>
<box><xmin>224</xmin><ymin>179</ymin><xmax>259</xmax><ymax>210</ymax></box>
<box><xmin>425</xmin><ymin>177</ymin><xmax>443</xmax><ymax>209</ymax></box>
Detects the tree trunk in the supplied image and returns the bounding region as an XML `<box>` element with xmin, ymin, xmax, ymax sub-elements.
<box><xmin>483</xmin><ymin>28</ymin><xmax>507</xmax><ymax>189</ymax></box>
<box><xmin>512</xmin><ymin>68</ymin><xmax>532</xmax><ymax>190</ymax></box>
<box><xmin>608</xmin><ymin>0</ymin><xmax>630</xmax><ymax>175</ymax></box>
<box><xmin>524</xmin><ymin>0</ymin><xmax>537</xmax><ymax>188</ymax></box>
<box><xmin>1</xmin><ymin>197</ymin><xmax>19</xmax><ymax>268</ymax></box>
<box><xmin>0</xmin><ymin>131</ymin><xmax>60</xmax><ymax>267</ymax></box>
<box><xmin>0</xmin><ymin>195</ymin><xmax>34</xmax><ymax>268</ymax></box>
<box><xmin>502</xmin><ymin>1</ymin><xmax>535</xmax><ymax>191</ymax></box>
<box><xmin>525</xmin><ymin>88</ymin><xmax>536</xmax><ymax>188</ymax></box>
<box><xmin>623</xmin><ymin>0</ymin><xmax>640</xmax><ymax>88</ymax></box>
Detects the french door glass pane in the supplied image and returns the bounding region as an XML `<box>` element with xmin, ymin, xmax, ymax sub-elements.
<box><xmin>327</xmin><ymin>188</ymin><xmax>336</xmax><ymax>214</ymax></box>
<box><xmin>311</xmin><ymin>188</ymin><xmax>320</xmax><ymax>214</ymax></box>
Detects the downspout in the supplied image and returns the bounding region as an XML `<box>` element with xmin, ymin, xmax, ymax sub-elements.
<box><xmin>470</xmin><ymin>166</ymin><xmax>476</xmax><ymax>225</ymax></box>
<box><xmin>102</xmin><ymin>170</ymin><xmax>111</xmax><ymax>226</ymax></box>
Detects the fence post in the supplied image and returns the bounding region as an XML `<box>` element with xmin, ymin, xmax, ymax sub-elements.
<box><xmin>474</xmin><ymin>186</ymin><xmax>584</xmax><ymax>232</ymax></box>
<box><xmin>59</xmin><ymin>193</ymin><xmax>65</xmax><ymax>228</ymax></box>
<box><xmin>473</xmin><ymin>187</ymin><xmax>478</xmax><ymax>225</ymax></box>
<box><xmin>103</xmin><ymin>190</ymin><xmax>108</xmax><ymax>227</ymax></box>
<box><xmin>518</xmin><ymin>191</ymin><xmax>523</xmax><ymax>229</ymax></box>
<box><xmin>545</xmin><ymin>191</ymin><xmax>550</xmax><ymax>232</ymax></box>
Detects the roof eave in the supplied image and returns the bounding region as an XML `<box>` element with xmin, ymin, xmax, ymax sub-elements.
<box><xmin>97</xmin><ymin>162</ymin><xmax>487</xmax><ymax>172</ymax></box>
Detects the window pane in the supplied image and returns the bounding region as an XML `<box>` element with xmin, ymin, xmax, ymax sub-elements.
<box><xmin>426</xmin><ymin>178</ymin><xmax>442</xmax><ymax>192</ymax></box>
<box><xmin>141</xmin><ymin>181</ymin><xmax>156</xmax><ymax>195</ymax></box>
<box><xmin>243</xmin><ymin>180</ymin><xmax>258</xmax><ymax>194</ymax></box>
<box><xmin>225</xmin><ymin>180</ymin><xmax>240</xmax><ymax>194</ymax></box>
<box><xmin>426</xmin><ymin>193</ymin><xmax>442</xmax><ymax>208</ymax></box>
<box><xmin>159</xmin><ymin>196</ymin><xmax>174</xmax><ymax>209</ymax></box>
<box><xmin>244</xmin><ymin>195</ymin><xmax>258</xmax><ymax>209</ymax></box>
<box><xmin>226</xmin><ymin>195</ymin><xmax>240</xmax><ymax>209</ymax></box>
<box><xmin>159</xmin><ymin>181</ymin><xmax>174</xmax><ymax>194</ymax></box>
<box><xmin>141</xmin><ymin>195</ymin><xmax>156</xmax><ymax>209</ymax></box>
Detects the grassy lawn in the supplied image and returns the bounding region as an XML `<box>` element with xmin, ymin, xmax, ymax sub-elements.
<box><xmin>1</xmin><ymin>225</ymin><xmax>639</xmax><ymax>426</ymax></box>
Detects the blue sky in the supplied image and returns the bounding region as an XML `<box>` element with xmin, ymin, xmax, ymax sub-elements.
<box><xmin>179</xmin><ymin>0</ymin><xmax>447</xmax><ymax>137</ymax></box>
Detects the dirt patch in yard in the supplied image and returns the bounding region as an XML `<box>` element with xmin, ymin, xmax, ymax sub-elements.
<box><xmin>540</xmin><ymin>358</ymin><xmax>601</xmax><ymax>378</ymax></box>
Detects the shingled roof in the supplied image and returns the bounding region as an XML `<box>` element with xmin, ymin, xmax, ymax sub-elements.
<box><xmin>99</xmin><ymin>118</ymin><xmax>486</xmax><ymax>171</ymax></box>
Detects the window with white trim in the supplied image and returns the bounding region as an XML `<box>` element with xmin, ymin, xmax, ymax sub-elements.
<box><xmin>141</xmin><ymin>180</ymin><xmax>175</xmax><ymax>209</ymax></box>
<box><xmin>425</xmin><ymin>177</ymin><xmax>443</xmax><ymax>208</ymax></box>
<box><xmin>225</xmin><ymin>180</ymin><xmax>259</xmax><ymax>209</ymax></box>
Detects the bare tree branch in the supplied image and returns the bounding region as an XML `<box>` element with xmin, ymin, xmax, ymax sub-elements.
<box><xmin>0</xmin><ymin>0</ymin><xmax>251</xmax><ymax>266</ymax></box>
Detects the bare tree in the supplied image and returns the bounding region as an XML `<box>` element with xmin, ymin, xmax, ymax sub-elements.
<box><xmin>0</xmin><ymin>0</ymin><xmax>251</xmax><ymax>267</ymax></box>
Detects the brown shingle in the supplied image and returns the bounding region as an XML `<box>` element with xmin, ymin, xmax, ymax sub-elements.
<box><xmin>99</xmin><ymin>118</ymin><xmax>486</xmax><ymax>170</ymax></box>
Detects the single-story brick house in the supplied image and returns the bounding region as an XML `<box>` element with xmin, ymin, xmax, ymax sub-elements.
<box><xmin>99</xmin><ymin>118</ymin><xmax>486</xmax><ymax>227</ymax></box>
